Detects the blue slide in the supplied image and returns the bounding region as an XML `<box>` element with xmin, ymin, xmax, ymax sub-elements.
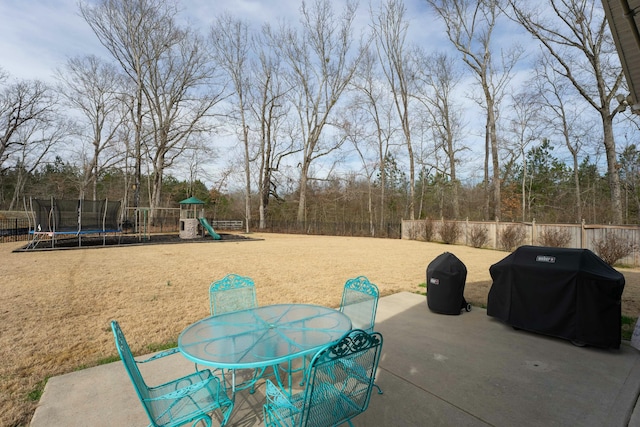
<box><xmin>199</xmin><ymin>217</ymin><xmax>221</xmax><ymax>240</ymax></box>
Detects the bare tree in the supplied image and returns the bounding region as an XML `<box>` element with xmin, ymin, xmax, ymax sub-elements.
<box><xmin>341</xmin><ymin>94</ymin><xmax>379</xmax><ymax>236</ymax></box>
<box><xmin>371</xmin><ymin>0</ymin><xmax>417</xmax><ymax>219</ymax></box>
<box><xmin>427</xmin><ymin>0</ymin><xmax>522</xmax><ymax>220</ymax></box>
<box><xmin>507</xmin><ymin>0</ymin><xmax>625</xmax><ymax>223</ymax></box>
<box><xmin>9</xmin><ymin>117</ymin><xmax>75</xmax><ymax>209</ymax></box>
<box><xmin>351</xmin><ymin>48</ymin><xmax>398</xmax><ymax>233</ymax></box>
<box><xmin>80</xmin><ymin>0</ymin><xmax>159</xmax><ymax>211</ymax></box>
<box><xmin>210</xmin><ymin>14</ymin><xmax>253</xmax><ymax>232</ymax></box>
<box><xmin>0</xmin><ymin>77</ymin><xmax>67</xmax><ymax>207</ymax></box>
<box><xmin>143</xmin><ymin>29</ymin><xmax>221</xmax><ymax>220</ymax></box>
<box><xmin>0</xmin><ymin>79</ymin><xmax>57</xmax><ymax>171</ymax></box>
<box><xmin>533</xmin><ymin>52</ymin><xmax>595</xmax><ymax>223</ymax></box>
<box><xmin>264</xmin><ymin>0</ymin><xmax>365</xmax><ymax>225</ymax></box>
<box><xmin>81</xmin><ymin>0</ymin><xmax>222</xmax><ymax>223</ymax></box>
<box><xmin>415</xmin><ymin>51</ymin><xmax>466</xmax><ymax>219</ymax></box>
<box><xmin>55</xmin><ymin>55</ymin><xmax>126</xmax><ymax>200</ymax></box>
<box><xmin>252</xmin><ymin>32</ymin><xmax>296</xmax><ymax>230</ymax></box>
<box><xmin>502</xmin><ymin>89</ymin><xmax>541</xmax><ymax>221</ymax></box>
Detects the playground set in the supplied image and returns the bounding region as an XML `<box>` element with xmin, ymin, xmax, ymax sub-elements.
<box><xmin>179</xmin><ymin>196</ymin><xmax>220</xmax><ymax>240</ymax></box>
<box><xmin>22</xmin><ymin>196</ymin><xmax>222</xmax><ymax>250</ymax></box>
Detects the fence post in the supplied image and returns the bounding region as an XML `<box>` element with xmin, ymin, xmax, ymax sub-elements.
<box><xmin>465</xmin><ymin>217</ymin><xmax>469</xmax><ymax>246</ymax></box>
<box><xmin>531</xmin><ymin>219</ymin><xmax>536</xmax><ymax>246</ymax></box>
<box><xmin>581</xmin><ymin>219</ymin><xmax>585</xmax><ymax>249</ymax></box>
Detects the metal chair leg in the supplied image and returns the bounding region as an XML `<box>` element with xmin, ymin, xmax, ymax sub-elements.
<box><xmin>373</xmin><ymin>382</ymin><xmax>383</xmax><ymax>394</ymax></box>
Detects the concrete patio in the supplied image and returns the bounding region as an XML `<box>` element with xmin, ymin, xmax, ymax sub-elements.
<box><xmin>31</xmin><ymin>292</ymin><xmax>640</xmax><ymax>426</ymax></box>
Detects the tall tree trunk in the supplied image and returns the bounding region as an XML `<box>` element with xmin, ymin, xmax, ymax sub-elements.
<box><xmin>572</xmin><ymin>154</ymin><xmax>582</xmax><ymax>222</ymax></box>
<box><xmin>487</xmin><ymin>96</ymin><xmax>501</xmax><ymax>219</ymax></box>
<box><xmin>297</xmin><ymin>165</ymin><xmax>309</xmax><ymax>225</ymax></box>
<box><xmin>484</xmin><ymin>120</ymin><xmax>490</xmax><ymax>220</ymax></box>
<box><xmin>603</xmin><ymin>114</ymin><xmax>622</xmax><ymax>223</ymax></box>
<box><xmin>379</xmin><ymin>160</ymin><xmax>386</xmax><ymax>231</ymax></box>
<box><xmin>150</xmin><ymin>154</ymin><xmax>164</xmax><ymax>224</ymax></box>
<box><xmin>243</xmin><ymin>123</ymin><xmax>251</xmax><ymax>233</ymax></box>
<box><xmin>521</xmin><ymin>148</ymin><xmax>527</xmax><ymax>222</ymax></box>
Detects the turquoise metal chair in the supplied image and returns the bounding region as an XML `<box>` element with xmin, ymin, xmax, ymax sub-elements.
<box><xmin>209</xmin><ymin>273</ymin><xmax>257</xmax><ymax>315</ymax></box>
<box><xmin>263</xmin><ymin>329</ymin><xmax>384</xmax><ymax>427</ymax></box>
<box><xmin>339</xmin><ymin>276</ymin><xmax>383</xmax><ymax>394</ymax></box>
<box><xmin>111</xmin><ymin>321</ymin><xmax>234</xmax><ymax>427</ymax></box>
<box><xmin>340</xmin><ymin>276</ymin><xmax>379</xmax><ymax>333</ymax></box>
<box><xmin>209</xmin><ymin>273</ymin><xmax>262</xmax><ymax>393</ymax></box>
<box><xmin>295</xmin><ymin>276</ymin><xmax>381</xmax><ymax>390</ymax></box>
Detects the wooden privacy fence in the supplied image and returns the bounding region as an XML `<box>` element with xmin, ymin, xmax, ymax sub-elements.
<box><xmin>401</xmin><ymin>219</ymin><xmax>640</xmax><ymax>267</ymax></box>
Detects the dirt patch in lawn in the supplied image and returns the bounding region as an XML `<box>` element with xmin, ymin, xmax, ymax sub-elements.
<box><xmin>1</xmin><ymin>232</ymin><xmax>638</xmax><ymax>426</ymax></box>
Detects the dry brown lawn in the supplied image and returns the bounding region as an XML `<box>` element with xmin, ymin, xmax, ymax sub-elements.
<box><xmin>1</xmin><ymin>232</ymin><xmax>639</xmax><ymax>426</ymax></box>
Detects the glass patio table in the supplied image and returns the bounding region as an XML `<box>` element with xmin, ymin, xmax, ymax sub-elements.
<box><xmin>178</xmin><ymin>303</ymin><xmax>352</xmax><ymax>394</ymax></box>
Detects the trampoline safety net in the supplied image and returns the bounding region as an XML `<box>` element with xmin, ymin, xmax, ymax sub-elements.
<box><xmin>30</xmin><ymin>198</ymin><xmax>121</xmax><ymax>234</ymax></box>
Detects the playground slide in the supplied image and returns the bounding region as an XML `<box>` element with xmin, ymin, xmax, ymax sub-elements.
<box><xmin>199</xmin><ymin>217</ymin><xmax>221</xmax><ymax>240</ymax></box>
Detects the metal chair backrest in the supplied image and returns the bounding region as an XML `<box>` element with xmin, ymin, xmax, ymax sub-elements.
<box><xmin>110</xmin><ymin>321</ymin><xmax>153</xmax><ymax>416</ymax></box>
<box><xmin>209</xmin><ymin>273</ymin><xmax>257</xmax><ymax>316</ymax></box>
<box><xmin>111</xmin><ymin>320</ymin><xmax>234</xmax><ymax>427</ymax></box>
<box><xmin>301</xmin><ymin>329</ymin><xmax>383</xmax><ymax>426</ymax></box>
<box><xmin>340</xmin><ymin>276</ymin><xmax>379</xmax><ymax>332</ymax></box>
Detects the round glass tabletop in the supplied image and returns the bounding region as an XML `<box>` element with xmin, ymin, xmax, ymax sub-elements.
<box><xmin>178</xmin><ymin>304</ymin><xmax>352</xmax><ymax>369</ymax></box>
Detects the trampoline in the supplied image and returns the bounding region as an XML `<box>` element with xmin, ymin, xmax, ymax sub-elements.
<box><xmin>25</xmin><ymin>197</ymin><xmax>122</xmax><ymax>250</ymax></box>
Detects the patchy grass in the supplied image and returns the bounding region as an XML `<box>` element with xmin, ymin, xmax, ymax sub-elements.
<box><xmin>147</xmin><ymin>340</ymin><xmax>178</xmax><ymax>353</ymax></box>
<box><xmin>622</xmin><ymin>315</ymin><xmax>638</xmax><ymax>341</ymax></box>
<box><xmin>27</xmin><ymin>378</ymin><xmax>48</xmax><ymax>402</ymax></box>
<box><xmin>417</xmin><ymin>282</ymin><xmax>426</xmax><ymax>296</ymax></box>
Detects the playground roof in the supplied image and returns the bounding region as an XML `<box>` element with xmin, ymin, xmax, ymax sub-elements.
<box><xmin>179</xmin><ymin>196</ymin><xmax>205</xmax><ymax>205</ymax></box>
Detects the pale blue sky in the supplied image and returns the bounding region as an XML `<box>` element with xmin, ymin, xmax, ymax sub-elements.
<box><xmin>0</xmin><ymin>0</ymin><xmax>100</xmax><ymax>79</ymax></box>
<box><xmin>0</xmin><ymin>0</ymin><xmax>448</xmax><ymax>82</ymax></box>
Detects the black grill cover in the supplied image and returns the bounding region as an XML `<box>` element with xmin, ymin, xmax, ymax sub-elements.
<box><xmin>427</xmin><ymin>252</ymin><xmax>468</xmax><ymax>315</ymax></box>
<box><xmin>487</xmin><ymin>246</ymin><xmax>625</xmax><ymax>349</ymax></box>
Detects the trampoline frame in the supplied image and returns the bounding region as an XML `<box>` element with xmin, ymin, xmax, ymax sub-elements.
<box><xmin>24</xmin><ymin>197</ymin><xmax>122</xmax><ymax>249</ymax></box>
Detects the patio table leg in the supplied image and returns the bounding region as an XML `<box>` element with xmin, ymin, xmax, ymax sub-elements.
<box><xmin>270</xmin><ymin>361</ymin><xmax>296</xmax><ymax>397</ymax></box>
